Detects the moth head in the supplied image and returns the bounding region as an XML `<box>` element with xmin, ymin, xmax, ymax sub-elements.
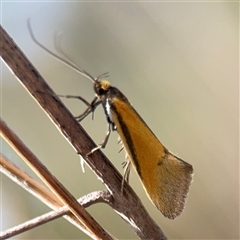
<box><xmin>94</xmin><ymin>80</ymin><xmax>111</xmax><ymax>97</ymax></box>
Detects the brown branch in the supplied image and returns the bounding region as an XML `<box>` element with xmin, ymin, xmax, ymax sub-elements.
<box><xmin>0</xmin><ymin>153</ymin><xmax>111</xmax><ymax>238</ymax></box>
<box><xmin>0</xmin><ymin>154</ymin><xmax>112</xmax><ymax>208</ymax></box>
<box><xmin>0</xmin><ymin>154</ymin><xmax>112</xmax><ymax>238</ymax></box>
<box><xmin>0</xmin><ymin>24</ymin><xmax>167</xmax><ymax>239</ymax></box>
<box><xmin>1</xmin><ymin>190</ymin><xmax>111</xmax><ymax>239</ymax></box>
<box><xmin>0</xmin><ymin>154</ymin><xmax>60</xmax><ymax>207</ymax></box>
<box><xmin>0</xmin><ymin>119</ymin><xmax>113</xmax><ymax>240</ymax></box>
<box><xmin>0</xmin><ymin>155</ymin><xmax>110</xmax><ymax>238</ymax></box>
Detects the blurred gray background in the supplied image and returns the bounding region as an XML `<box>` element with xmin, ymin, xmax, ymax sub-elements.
<box><xmin>1</xmin><ymin>2</ymin><xmax>239</xmax><ymax>239</ymax></box>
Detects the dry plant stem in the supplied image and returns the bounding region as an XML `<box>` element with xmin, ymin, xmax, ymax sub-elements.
<box><xmin>0</xmin><ymin>154</ymin><xmax>112</xmax><ymax>238</ymax></box>
<box><xmin>0</xmin><ymin>158</ymin><xmax>111</xmax><ymax>239</ymax></box>
<box><xmin>0</xmin><ymin>25</ymin><xmax>167</xmax><ymax>239</ymax></box>
<box><xmin>0</xmin><ymin>119</ymin><xmax>112</xmax><ymax>240</ymax></box>
<box><xmin>0</xmin><ymin>154</ymin><xmax>109</xmax><ymax>238</ymax></box>
<box><xmin>0</xmin><ymin>154</ymin><xmax>111</xmax><ymax>209</ymax></box>
<box><xmin>1</xmin><ymin>188</ymin><xmax>110</xmax><ymax>239</ymax></box>
<box><xmin>0</xmin><ymin>154</ymin><xmax>60</xmax><ymax>206</ymax></box>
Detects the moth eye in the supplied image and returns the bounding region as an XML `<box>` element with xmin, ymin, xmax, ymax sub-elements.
<box><xmin>98</xmin><ymin>88</ymin><xmax>105</xmax><ymax>95</ymax></box>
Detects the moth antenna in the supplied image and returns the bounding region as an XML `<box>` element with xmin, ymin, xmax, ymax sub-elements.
<box><xmin>96</xmin><ymin>72</ymin><xmax>109</xmax><ymax>80</ymax></box>
<box><xmin>27</xmin><ymin>18</ymin><xmax>96</xmax><ymax>83</ymax></box>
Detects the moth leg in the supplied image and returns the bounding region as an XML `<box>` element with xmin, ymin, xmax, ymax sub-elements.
<box><xmin>121</xmin><ymin>159</ymin><xmax>131</xmax><ymax>194</ymax></box>
<box><xmin>118</xmin><ymin>146</ymin><xmax>124</xmax><ymax>153</ymax></box>
<box><xmin>86</xmin><ymin>123</ymin><xmax>112</xmax><ymax>156</ymax></box>
<box><xmin>122</xmin><ymin>159</ymin><xmax>131</xmax><ymax>183</ymax></box>
<box><xmin>76</xmin><ymin>97</ymin><xmax>102</xmax><ymax>122</ymax></box>
<box><xmin>117</xmin><ymin>137</ymin><xmax>124</xmax><ymax>153</ymax></box>
<box><xmin>58</xmin><ymin>94</ymin><xmax>92</xmax><ymax>107</ymax></box>
<box><xmin>59</xmin><ymin>95</ymin><xmax>101</xmax><ymax>121</ymax></box>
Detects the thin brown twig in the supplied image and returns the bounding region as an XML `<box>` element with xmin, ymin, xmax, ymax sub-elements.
<box><xmin>0</xmin><ymin>154</ymin><xmax>111</xmax><ymax>239</ymax></box>
<box><xmin>0</xmin><ymin>24</ymin><xmax>167</xmax><ymax>239</ymax></box>
<box><xmin>1</xmin><ymin>191</ymin><xmax>111</xmax><ymax>239</ymax></box>
<box><xmin>0</xmin><ymin>154</ymin><xmax>112</xmax><ymax>238</ymax></box>
<box><xmin>0</xmin><ymin>119</ymin><xmax>113</xmax><ymax>240</ymax></box>
<box><xmin>0</xmin><ymin>154</ymin><xmax>60</xmax><ymax>206</ymax></box>
<box><xmin>1</xmin><ymin>188</ymin><xmax>110</xmax><ymax>239</ymax></box>
<box><xmin>0</xmin><ymin>154</ymin><xmax>108</xmax><ymax>237</ymax></box>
